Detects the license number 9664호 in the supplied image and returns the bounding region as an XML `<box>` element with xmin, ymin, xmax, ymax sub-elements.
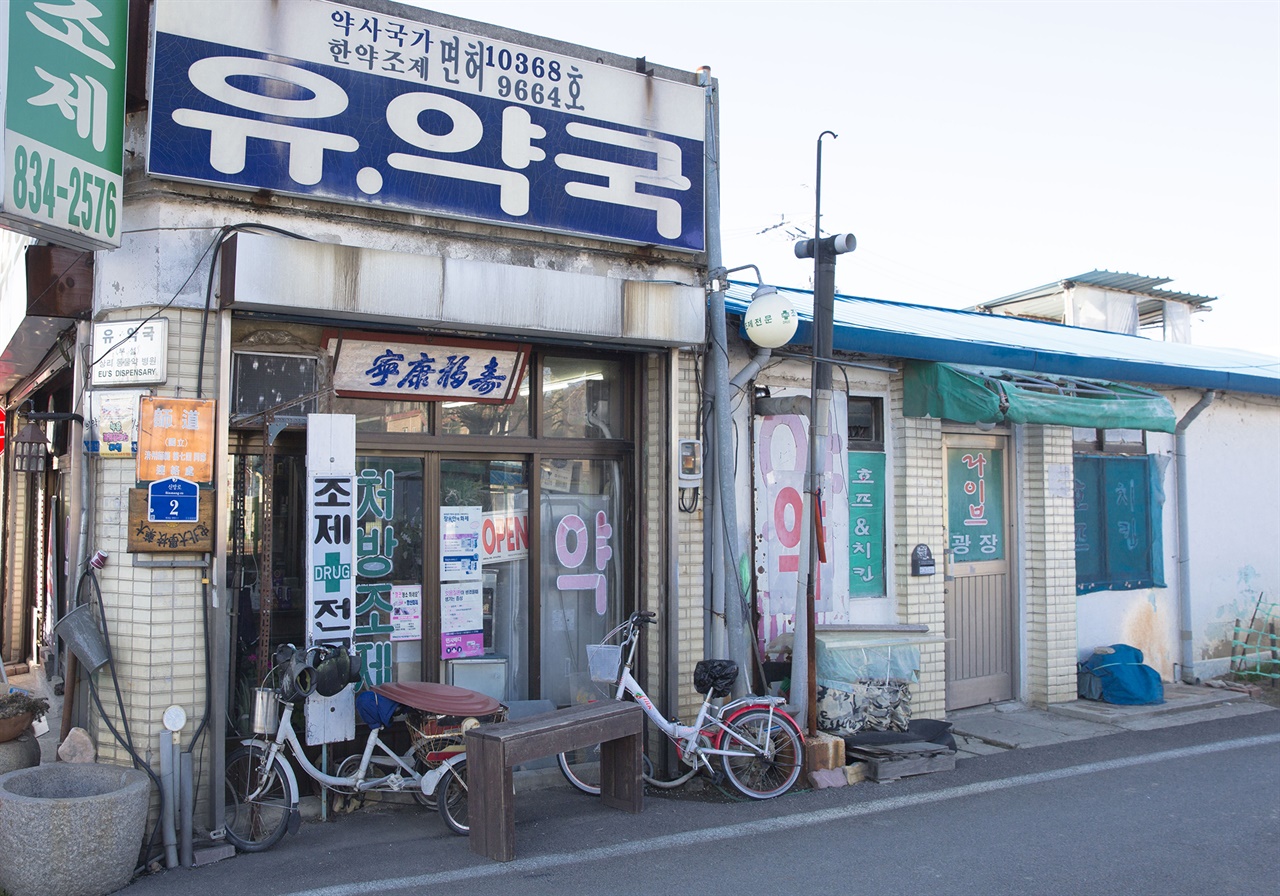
<box><xmin>10</xmin><ymin>145</ymin><xmax>118</xmax><ymax>239</ymax></box>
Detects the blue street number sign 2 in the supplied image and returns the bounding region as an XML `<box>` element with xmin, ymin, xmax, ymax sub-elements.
<box><xmin>148</xmin><ymin>477</ymin><xmax>199</xmax><ymax>523</ymax></box>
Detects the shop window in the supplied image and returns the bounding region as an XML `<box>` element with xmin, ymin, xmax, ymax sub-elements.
<box><xmin>439</xmin><ymin>375</ymin><xmax>530</xmax><ymax>436</ymax></box>
<box><xmin>1073</xmin><ymin>454</ymin><xmax>1166</xmax><ymax>594</ymax></box>
<box><xmin>354</xmin><ymin>457</ymin><xmax>426</xmax><ymax>686</ymax></box>
<box><xmin>1073</xmin><ymin>427</ymin><xmax>1146</xmax><ymax>455</ymax></box>
<box><xmin>847</xmin><ymin>396</ymin><xmax>884</xmax><ymax>450</ymax></box>
<box><xmin>541</xmin><ymin>356</ymin><xmax>626</xmax><ymax>439</ymax></box>
<box><xmin>232</xmin><ymin>353</ymin><xmax>318</xmax><ymax>422</ymax></box>
<box><xmin>331</xmin><ymin>396</ymin><xmax>431</xmax><ymax>434</ymax></box>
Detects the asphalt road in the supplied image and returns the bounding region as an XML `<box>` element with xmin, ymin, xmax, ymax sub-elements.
<box><xmin>121</xmin><ymin>710</ymin><xmax>1280</xmax><ymax>896</ymax></box>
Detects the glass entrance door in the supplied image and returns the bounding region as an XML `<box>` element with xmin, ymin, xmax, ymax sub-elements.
<box><xmin>439</xmin><ymin>457</ymin><xmax>531</xmax><ymax>703</ymax></box>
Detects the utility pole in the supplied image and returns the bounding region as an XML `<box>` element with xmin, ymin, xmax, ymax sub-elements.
<box><xmin>792</xmin><ymin>130</ymin><xmax>855</xmax><ymax>734</ymax></box>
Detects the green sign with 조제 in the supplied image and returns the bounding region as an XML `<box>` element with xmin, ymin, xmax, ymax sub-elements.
<box><xmin>2</xmin><ymin>0</ymin><xmax>128</xmax><ymax>249</ymax></box>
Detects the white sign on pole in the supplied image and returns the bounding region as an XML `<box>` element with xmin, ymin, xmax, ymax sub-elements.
<box><xmin>304</xmin><ymin>413</ymin><xmax>356</xmax><ymax>745</ymax></box>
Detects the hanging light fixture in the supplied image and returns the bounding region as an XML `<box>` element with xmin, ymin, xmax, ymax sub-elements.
<box><xmin>12</xmin><ymin>419</ymin><xmax>48</xmax><ymax>475</ymax></box>
<box><xmin>11</xmin><ymin>402</ymin><xmax>83</xmax><ymax>477</ymax></box>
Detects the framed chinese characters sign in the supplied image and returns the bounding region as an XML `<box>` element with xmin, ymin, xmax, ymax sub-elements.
<box><xmin>137</xmin><ymin>397</ymin><xmax>216</xmax><ymax>484</ymax></box>
<box><xmin>328</xmin><ymin>333</ymin><xmax>529</xmax><ymax>404</ymax></box>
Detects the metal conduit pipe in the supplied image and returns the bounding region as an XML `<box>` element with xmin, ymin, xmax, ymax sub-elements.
<box><xmin>1176</xmin><ymin>389</ymin><xmax>1216</xmax><ymax>683</ymax></box>
<box><xmin>729</xmin><ymin>348</ymin><xmax>772</xmax><ymax>392</ymax></box>
<box><xmin>699</xmin><ymin>66</ymin><xmax>748</xmax><ymax>688</ymax></box>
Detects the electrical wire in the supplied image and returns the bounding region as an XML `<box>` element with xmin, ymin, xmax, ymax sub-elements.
<box><xmin>77</xmin><ymin>567</ymin><xmax>166</xmax><ymax>870</ymax></box>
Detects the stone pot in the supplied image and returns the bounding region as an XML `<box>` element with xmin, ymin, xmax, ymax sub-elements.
<box><xmin>0</xmin><ymin>763</ymin><xmax>151</xmax><ymax>896</ymax></box>
<box><xmin>0</xmin><ymin>712</ymin><xmax>33</xmax><ymax>743</ymax></box>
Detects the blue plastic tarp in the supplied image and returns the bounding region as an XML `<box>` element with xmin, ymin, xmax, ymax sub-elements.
<box><xmin>1077</xmin><ymin>644</ymin><xmax>1164</xmax><ymax>705</ymax></box>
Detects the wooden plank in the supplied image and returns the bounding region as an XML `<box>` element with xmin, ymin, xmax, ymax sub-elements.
<box><xmin>127</xmin><ymin>488</ymin><xmax>215</xmax><ymax>553</ymax></box>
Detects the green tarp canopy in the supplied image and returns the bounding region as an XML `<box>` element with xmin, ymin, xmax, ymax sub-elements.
<box><xmin>903</xmin><ymin>361</ymin><xmax>1176</xmax><ymax>432</ymax></box>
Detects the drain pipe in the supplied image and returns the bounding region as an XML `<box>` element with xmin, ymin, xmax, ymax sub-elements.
<box><xmin>1176</xmin><ymin>389</ymin><xmax>1216</xmax><ymax>684</ymax></box>
<box><xmin>729</xmin><ymin>348</ymin><xmax>772</xmax><ymax>391</ymax></box>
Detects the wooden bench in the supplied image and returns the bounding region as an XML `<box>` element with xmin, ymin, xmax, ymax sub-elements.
<box><xmin>466</xmin><ymin>701</ymin><xmax>644</xmax><ymax>861</ymax></box>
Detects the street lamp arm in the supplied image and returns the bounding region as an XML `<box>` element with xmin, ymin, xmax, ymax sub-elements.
<box><xmin>707</xmin><ymin>263</ymin><xmax>765</xmax><ymax>292</ymax></box>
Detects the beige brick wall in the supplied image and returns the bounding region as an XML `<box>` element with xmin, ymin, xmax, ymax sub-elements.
<box><xmin>3</xmin><ymin>473</ymin><xmax>31</xmax><ymax>664</ymax></box>
<box><xmin>1020</xmin><ymin>425</ymin><xmax>1078</xmax><ymax>706</ymax></box>
<box><xmin>88</xmin><ymin>308</ymin><xmax>214</xmax><ymax>780</ymax></box>
<box><xmin>674</xmin><ymin>350</ymin><xmax>705</xmax><ymax>724</ymax></box>
<box><xmin>889</xmin><ymin>378</ymin><xmax>947</xmax><ymax>718</ymax></box>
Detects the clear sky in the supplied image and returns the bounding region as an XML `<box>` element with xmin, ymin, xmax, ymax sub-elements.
<box><xmin>412</xmin><ymin>0</ymin><xmax>1279</xmax><ymax>355</ymax></box>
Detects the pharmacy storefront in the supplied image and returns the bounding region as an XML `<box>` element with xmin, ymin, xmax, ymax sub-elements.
<box><xmin>135</xmin><ymin>0</ymin><xmax>713</xmax><ymax>720</ymax></box>
<box><xmin>27</xmin><ymin>0</ymin><xmax>713</xmax><ymax>781</ymax></box>
<box><xmin>225</xmin><ymin>334</ymin><xmax>643</xmax><ymax>719</ymax></box>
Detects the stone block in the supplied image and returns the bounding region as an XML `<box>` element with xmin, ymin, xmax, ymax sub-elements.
<box><xmin>803</xmin><ymin>730</ymin><xmax>845</xmax><ymax>773</ymax></box>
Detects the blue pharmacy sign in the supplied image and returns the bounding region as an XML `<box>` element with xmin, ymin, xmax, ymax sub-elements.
<box><xmin>147</xmin><ymin>0</ymin><xmax>705</xmax><ymax>250</ymax></box>
<box><xmin>148</xmin><ymin>477</ymin><xmax>199</xmax><ymax>523</ymax></box>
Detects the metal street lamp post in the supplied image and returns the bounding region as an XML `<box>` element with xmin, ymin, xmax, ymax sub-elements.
<box><xmin>792</xmin><ymin>131</ymin><xmax>855</xmax><ymax>734</ymax></box>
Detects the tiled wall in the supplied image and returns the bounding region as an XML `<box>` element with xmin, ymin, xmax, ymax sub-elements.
<box><xmin>889</xmin><ymin>378</ymin><xmax>946</xmax><ymax>718</ymax></box>
<box><xmin>1020</xmin><ymin>425</ymin><xmax>1078</xmax><ymax>706</ymax></box>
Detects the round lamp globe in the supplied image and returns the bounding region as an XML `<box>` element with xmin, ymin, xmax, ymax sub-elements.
<box><xmin>743</xmin><ymin>289</ymin><xmax>798</xmax><ymax>349</ymax></box>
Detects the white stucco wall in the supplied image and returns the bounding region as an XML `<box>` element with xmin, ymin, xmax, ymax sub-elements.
<box><xmin>1075</xmin><ymin>389</ymin><xmax>1280</xmax><ymax>682</ymax></box>
<box><xmin>1182</xmin><ymin>391</ymin><xmax>1280</xmax><ymax>679</ymax></box>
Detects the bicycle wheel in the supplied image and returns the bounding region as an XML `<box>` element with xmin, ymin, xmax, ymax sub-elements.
<box><xmin>558</xmin><ymin>744</ymin><xmax>602</xmax><ymax>795</ymax></box>
<box><xmin>224</xmin><ymin>744</ymin><xmax>294</xmax><ymax>852</ymax></box>
<box><xmin>558</xmin><ymin>746</ymin><xmax>655</xmax><ymax>793</ymax></box>
<box><xmin>719</xmin><ymin>708</ymin><xmax>804</xmax><ymax>799</ymax></box>
<box><xmin>435</xmin><ymin>758</ymin><xmax>469</xmax><ymax>836</ymax></box>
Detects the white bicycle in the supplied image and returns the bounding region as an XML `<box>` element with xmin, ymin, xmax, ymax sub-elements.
<box><xmin>224</xmin><ymin>645</ymin><xmax>505</xmax><ymax>851</ymax></box>
<box><xmin>558</xmin><ymin>611</ymin><xmax>805</xmax><ymax>800</ymax></box>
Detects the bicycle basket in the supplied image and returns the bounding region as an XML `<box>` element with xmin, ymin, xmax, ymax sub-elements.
<box><xmin>587</xmin><ymin>644</ymin><xmax>622</xmax><ymax>682</ymax></box>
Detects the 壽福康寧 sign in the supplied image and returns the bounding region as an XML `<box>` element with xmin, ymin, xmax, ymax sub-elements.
<box><xmin>329</xmin><ymin>335</ymin><xmax>528</xmax><ymax>404</ymax></box>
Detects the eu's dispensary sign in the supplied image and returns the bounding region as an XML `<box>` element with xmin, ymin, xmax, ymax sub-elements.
<box><xmin>1</xmin><ymin>0</ymin><xmax>129</xmax><ymax>249</ymax></box>
<box><xmin>147</xmin><ymin>0</ymin><xmax>705</xmax><ymax>251</ymax></box>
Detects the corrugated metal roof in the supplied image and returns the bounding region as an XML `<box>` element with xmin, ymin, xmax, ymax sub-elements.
<box><xmin>724</xmin><ymin>282</ymin><xmax>1280</xmax><ymax>397</ymax></box>
<box><xmin>978</xmin><ymin>269</ymin><xmax>1218</xmax><ymax>312</ymax></box>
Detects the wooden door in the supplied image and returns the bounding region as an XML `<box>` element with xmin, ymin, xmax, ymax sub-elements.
<box><xmin>943</xmin><ymin>435</ymin><xmax>1014</xmax><ymax>709</ymax></box>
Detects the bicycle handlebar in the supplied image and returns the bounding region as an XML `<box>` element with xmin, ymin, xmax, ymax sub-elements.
<box><xmin>630</xmin><ymin>611</ymin><xmax>657</xmax><ymax>625</ymax></box>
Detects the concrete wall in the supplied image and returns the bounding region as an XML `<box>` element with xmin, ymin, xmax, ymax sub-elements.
<box><xmin>1074</xmin><ymin>389</ymin><xmax>1279</xmax><ymax>684</ymax></box>
<box><xmin>1182</xmin><ymin>390</ymin><xmax>1279</xmax><ymax>678</ymax></box>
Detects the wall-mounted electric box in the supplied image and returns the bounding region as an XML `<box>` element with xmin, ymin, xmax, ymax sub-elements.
<box><xmin>678</xmin><ymin>439</ymin><xmax>703</xmax><ymax>484</ymax></box>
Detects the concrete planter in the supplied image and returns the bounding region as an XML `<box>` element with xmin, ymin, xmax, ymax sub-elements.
<box><xmin>0</xmin><ymin>727</ymin><xmax>40</xmax><ymax>776</ymax></box>
<box><xmin>0</xmin><ymin>763</ymin><xmax>151</xmax><ymax>896</ymax></box>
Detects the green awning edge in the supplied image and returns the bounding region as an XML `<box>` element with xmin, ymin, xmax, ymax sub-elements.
<box><xmin>903</xmin><ymin>361</ymin><xmax>1177</xmax><ymax>433</ymax></box>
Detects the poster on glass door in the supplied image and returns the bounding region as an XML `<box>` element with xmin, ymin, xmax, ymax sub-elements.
<box><xmin>440</xmin><ymin>507</ymin><xmax>483</xmax><ymax>658</ymax></box>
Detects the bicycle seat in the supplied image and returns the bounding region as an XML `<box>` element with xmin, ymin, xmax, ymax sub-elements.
<box><xmin>372</xmin><ymin>681</ymin><xmax>503</xmax><ymax>717</ymax></box>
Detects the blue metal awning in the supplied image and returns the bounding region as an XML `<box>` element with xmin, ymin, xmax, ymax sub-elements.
<box><xmin>724</xmin><ymin>283</ymin><xmax>1280</xmax><ymax>397</ymax></box>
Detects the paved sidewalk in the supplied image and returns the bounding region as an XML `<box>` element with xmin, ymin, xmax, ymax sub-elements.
<box><xmin>947</xmin><ymin>681</ymin><xmax>1275</xmax><ymax>755</ymax></box>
